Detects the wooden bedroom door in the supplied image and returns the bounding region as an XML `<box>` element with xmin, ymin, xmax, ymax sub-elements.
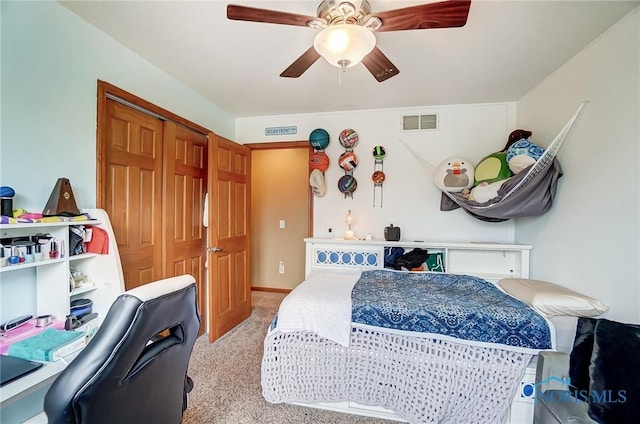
<box><xmin>207</xmin><ymin>133</ymin><xmax>251</xmax><ymax>342</ymax></box>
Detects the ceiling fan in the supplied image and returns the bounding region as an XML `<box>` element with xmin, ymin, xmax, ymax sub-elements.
<box><xmin>227</xmin><ymin>0</ymin><xmax>472</xmax><ymax>82</ymax></box>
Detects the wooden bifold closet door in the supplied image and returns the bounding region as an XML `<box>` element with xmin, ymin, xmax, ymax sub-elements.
<box><xmin>98</xmin><ymin>81</ymin><xmax>252</xmax><ymax>341</ymax></box>
<box><xmin>99</xmin><ymin>89</ymin><xmax>208</xmax><ymax>336</ymax></box>
<box><xmin>102</xmin><ymin>99</ymin><xmax>165</xmax><ymax>288</ymax></box>
<box><xmin>162</xmin><ymin>123</ymin><xmax>208</xmax><ymax>328</ymax></box>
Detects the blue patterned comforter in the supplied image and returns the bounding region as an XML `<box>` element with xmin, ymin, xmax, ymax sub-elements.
<box><xmin>352</xmin><ymin>270</ymin><xmax>552</xmax><ymax>350</ymax></box>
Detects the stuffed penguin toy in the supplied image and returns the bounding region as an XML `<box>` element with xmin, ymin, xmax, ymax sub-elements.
<box><xmin>434</xmin><ymin>157</ymin><xmax>475</xmax><ymax>192</ymax></box>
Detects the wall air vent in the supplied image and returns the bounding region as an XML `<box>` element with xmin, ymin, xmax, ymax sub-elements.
<box><xmin>402</xmin><ymin>113</ymin><xmax>438</xmax><ymax>131</ymax></box>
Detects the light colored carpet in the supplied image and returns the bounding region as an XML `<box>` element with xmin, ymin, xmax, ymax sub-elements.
<box><xmin>182</xmin><ymin>291</ymin><xmax>394</xmax><ymax>424</ymax></box>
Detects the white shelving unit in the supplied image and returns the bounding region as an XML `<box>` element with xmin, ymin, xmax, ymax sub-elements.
<box><xmin>0</xmin><ymin>208</ymin><xmax>124</xmax><ymax>422</ymax></box>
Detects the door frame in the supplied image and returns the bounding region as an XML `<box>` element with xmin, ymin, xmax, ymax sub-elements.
<box><xmin>245</xmin><ymin>141</ymin><xmax>314</xmax><ymax>238</ymax></box>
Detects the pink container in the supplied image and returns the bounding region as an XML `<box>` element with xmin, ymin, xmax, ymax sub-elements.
<box><xmin>0</xmin><ymin>319</ymin><xmax>65</xmax><ymax>355</ymax></box>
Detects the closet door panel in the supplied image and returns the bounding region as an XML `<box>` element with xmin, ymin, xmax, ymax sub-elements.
<box><xmin>164</xmin><ymin>123</ymin><xmax>208</xmax><ymax>335</ymax></box>
<box><xmin>104</xmin><ymin>99</ymin><xmax>163</xmax><ymax>290</ymax></box>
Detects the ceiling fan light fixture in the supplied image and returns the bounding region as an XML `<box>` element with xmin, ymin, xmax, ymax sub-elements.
<box><xmin>336</xmin><ymin>1</ymin><xmax>357</xmax><ymax>18</ymax></box>
<box><xmin>362</xmin><ymin>15</ymin><xmax>382</xmax><ymax>31</ymax></box>
<box><xmin>307</xmin><ymin>18</ymin><xmax>328</xmax><ymax>30</ymax></box>
<box><xmin>313</xmin><ymin>24</ymin><xmax>376</xmax><ymax>69</ymax></box>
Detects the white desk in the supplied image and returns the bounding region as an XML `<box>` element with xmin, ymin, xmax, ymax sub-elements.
<box><xmin>0</xmin><ymin>354</ymin><xmax>77</xmax><ymax>423</ymax></box>
<box><xmin>1</xmin><ymin>319</ymin><xmax>102</xmax><ymax>423</ymax></box>
<box><xmin>0</xmin><ymin>209</ymin><xmax>123</xmax><ymax>422</ymax></box>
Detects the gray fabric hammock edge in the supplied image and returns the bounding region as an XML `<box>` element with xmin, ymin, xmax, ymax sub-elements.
<box><xmin>400</xmin><ymin>102</ymin><xmax>588</xmax><ymax>223</ymax></box>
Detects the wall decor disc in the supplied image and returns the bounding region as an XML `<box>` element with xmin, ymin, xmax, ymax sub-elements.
<box><xmin>309</xmin><ymin>128</ymin><xmax>330</xmax><ymax>150</ymax></box>
<box><xmin>372</xmin><ymin>145</ymin><xmax>386</xmax><ymax>160</ymax></box>
<box><xmin>338</xmin><ymin>151</ymin><xmax>358</xmax><ymax>171</ymax></box>
<box><xmin>338</xmin><ymin>128</ymin><xmax>359</xmax><ymax>149</ymax></box>
<box><xmin>372</xmin><ymin>170</ymin><xmax>385</xmax><ymax>185</ymax></box>
<box><xmin>337</xmin><ymin>174</ymin><xmax>357</xmax><ymax>198</ymax></box>
<box><xmin>309</xmin><ymin>151</ymin><xmax>330</xmax><ymax>172</ymax></box>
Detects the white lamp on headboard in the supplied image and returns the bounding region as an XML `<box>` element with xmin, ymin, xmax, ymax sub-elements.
<box><xmin>345</xmin><ymin>210</ymin><xmax>356</xmax><ymax>240</ymax></box>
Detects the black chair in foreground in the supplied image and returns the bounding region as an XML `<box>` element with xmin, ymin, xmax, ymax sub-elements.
<box><xmin>44</xmin><ymin>275</ymin><xmax>200</xmax><ymax>424</ymax></box>
<box><xmin>534</xmin><ymin>317</ymin><xmax>640</xmax><ymax>424</ymax></box>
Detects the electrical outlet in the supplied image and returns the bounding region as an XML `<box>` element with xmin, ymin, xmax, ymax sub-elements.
<box><xmin>324</xmin><ymin>225</ymin><xmax>334</xmax><ymax>237</ymax></box>
<box><xmin>278</xmin><ymin>261</ymin><xmax>285</xmax><ymax>274</ymax></box>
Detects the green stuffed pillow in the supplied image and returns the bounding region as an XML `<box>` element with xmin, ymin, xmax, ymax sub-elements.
<box><xmin>474</xmin><ymin>152</ymin><xmax>511</xmax><ymax>186</ymax></box>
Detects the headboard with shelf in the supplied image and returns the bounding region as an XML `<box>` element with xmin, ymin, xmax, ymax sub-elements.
<box><xmin>304</xmin><ymin>238</ymin><xmax>532</xmax><ymax>283</ymax></box>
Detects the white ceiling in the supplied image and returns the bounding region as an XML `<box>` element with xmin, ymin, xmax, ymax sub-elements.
<box><xmin>60</xmin><ymin>0</ymin><xmax>638</xmax><ymax>118</ymax></box>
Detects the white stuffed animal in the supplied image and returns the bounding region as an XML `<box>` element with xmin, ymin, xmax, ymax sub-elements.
<box><xmin>465</xmin><ymin>178</ymin><xmax>511</xmax><ymax>203</ymax></box>
<box><xmin>434</xmin><ymin>157</ymin><xmax>475</xmax><ymax>193</ymax></box>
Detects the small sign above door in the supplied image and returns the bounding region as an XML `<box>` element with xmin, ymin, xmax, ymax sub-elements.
<box><xmin>265</xmin><ymin>126</ymin><xmax>297</xmax><ymax>136</ymax></box>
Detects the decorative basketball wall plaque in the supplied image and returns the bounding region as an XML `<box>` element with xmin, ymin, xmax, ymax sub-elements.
<box><xmin>337</xmin><ymin>128</ymin><xmax>359</xmax><ymax>199</ymax></box>
<box><xmin>308</xmin><ymin>128</ymin><xmax>330</xmax><ymax>197</ymax></box>
<box><xmin>372</xmin><ymin>145</ymin><xmax>386</xmax><ymax>207</ymax></box>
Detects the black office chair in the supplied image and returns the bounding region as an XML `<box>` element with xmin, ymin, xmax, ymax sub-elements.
<box><xmin>44</xmin><ymin>275</ymin><xmax>201</xmax><ymax>424</ymax></box>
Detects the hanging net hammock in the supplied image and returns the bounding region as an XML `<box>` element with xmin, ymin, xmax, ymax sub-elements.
<box><xmin>402</xmin><ymin>102</ymin><xmax>588</xmax><ymax>223</ymax></box>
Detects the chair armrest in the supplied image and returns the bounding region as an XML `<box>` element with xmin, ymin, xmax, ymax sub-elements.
<box><xmin>535</xmin><ymin>351</ymin><xmax>571</xmax><ymax>392</ymax></box>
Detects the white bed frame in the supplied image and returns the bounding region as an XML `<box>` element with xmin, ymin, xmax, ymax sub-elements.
<box><xmin>294</xmin><ymin>238</ymin><xmax>539</xmax><ymax>424</ymax></box>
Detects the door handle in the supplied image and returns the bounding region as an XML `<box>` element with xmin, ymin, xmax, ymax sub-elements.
<box><xmin>207</xmin><ymin>246</ymin><xmax>224</xmax><ymax>253</ymax></box>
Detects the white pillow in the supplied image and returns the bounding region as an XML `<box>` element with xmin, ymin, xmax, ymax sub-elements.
<box><xmin>508</xmin><ymin>154</ymin><xmax>535</xmax><ymax>174</ymax></box>
<box><xmin>497</xmin><ymin>278</ymin><xmax>609</xmax><ymax>318</ymax></box>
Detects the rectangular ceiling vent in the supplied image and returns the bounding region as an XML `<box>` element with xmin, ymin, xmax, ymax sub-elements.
<box><xmin>402</xmin><ymin>113</ymin><xmax>438</xmax><ymax>131</ymax></box>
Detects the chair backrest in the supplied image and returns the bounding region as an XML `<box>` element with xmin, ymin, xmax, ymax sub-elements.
<box><xmin>44</xmin><ymin>275</ymin><xmax>200</xmax><ymax>424</ymax></box>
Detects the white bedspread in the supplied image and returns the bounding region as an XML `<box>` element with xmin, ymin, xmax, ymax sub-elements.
<box><xmin>264</xmin><ymin>269</ymin><xmax>537</xmax><ymax>423</ymax></box>
<box><xmin>262</xmin><ymin>326</ymin><xmax>532</xmax><ymax>424</ymax></box>
<box><xmin>275</xmin><ymin>269</ymin><xmax>361</xmax><ymax>347</ymax></box>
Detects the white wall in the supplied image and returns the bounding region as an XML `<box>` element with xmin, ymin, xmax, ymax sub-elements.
<box><xmin>516</xmin><ymin>9</ymin><xmax>639</xmax><ymax>323</ymax></box>
<box><xmin>238</xmin><ymin>103</ymin><xmax>517</xmax><ymax>244</ymax></box>
<box><xmin>0</xmin><ymin>1</ymin><xmax>234</xmax><ymax>210</ymax></box>
<box><xmin>4</xmin><ymin>1</ymin><xmax>636</xmax><ymax>323</ymax></box>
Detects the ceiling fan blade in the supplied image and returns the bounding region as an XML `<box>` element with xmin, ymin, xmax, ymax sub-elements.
<box><xmin>375</xmin><ymin>0</ymin><xmax>472</xmax><ymax>32</ymax></box>
<box><xmin>280</xmin><ymin>47</ymin><xmax>322</xmax><ymax>78</ymax></box>
<box><xmin>361</xmin><ymin>47</ymin><xmax>400</xmax><ymax>82</ymax></box>
<box><xmin>227</xmin><ymin>4</ymin><xmax>317</xmax><ymax>27</ymax></box>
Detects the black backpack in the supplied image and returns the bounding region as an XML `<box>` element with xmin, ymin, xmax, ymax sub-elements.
<box><xmin>396</xmin><ymin>248</ymin><xmax>430</xmax><ymax>270</ymax></box>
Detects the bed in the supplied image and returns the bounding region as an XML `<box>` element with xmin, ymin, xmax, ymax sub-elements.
<box><xmin>261</xmin><ymin>239</ymin><xmax>579</xmax><ymax>424</ymax></box>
